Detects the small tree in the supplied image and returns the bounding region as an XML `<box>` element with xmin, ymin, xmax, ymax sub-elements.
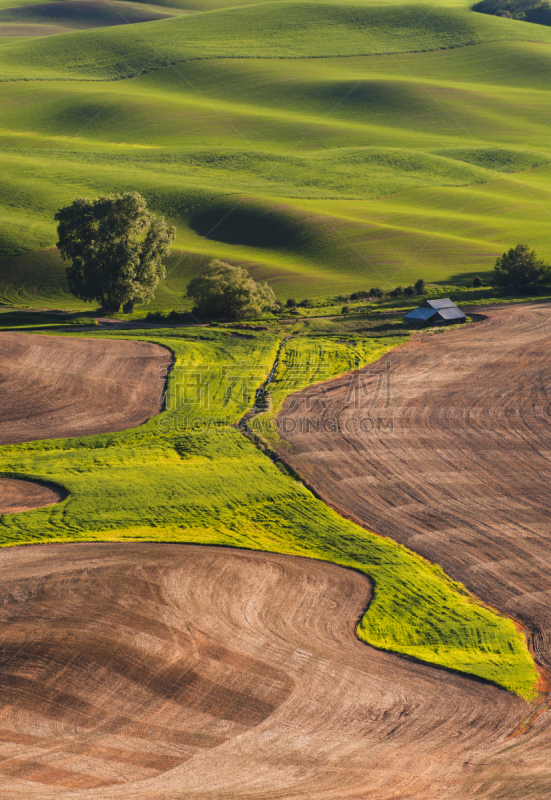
<box><xmin>341</xmin><ymin>305</ymin><xmax>351</xmax><ymax>315</ymax></box>
<box><xmin>55</xmin><ymin>192</ymin><xmax>175</xmax><ymax>313</ymax></box>
<box><xmin>414</xmin><ymin>278</ymin><xmax>426</xmax><ymax>295</ymax></box>
<box><xmin>494</xmin><ymin>244</ymin><xmax>551</xmax><ymax>295</ymax></box>
<box><xmin>286</xmin><ymin>298</ymin><xmax>297</xmax><ymax>308</ymax></box>
<box><xmin>186</xmin><ymin>260</ymin><xmax>276</xmax><ymax>320</ymax></box>
<box><xmin>472</xmin><ymin>276</ymin><xmax>483</xmax><ymax>288</ymax></box>
<box><xmin>404</xmin><ymin>285</ymin><xmax>415</xmax><ymax>297</ymax></box>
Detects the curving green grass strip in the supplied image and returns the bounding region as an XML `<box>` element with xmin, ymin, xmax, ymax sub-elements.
<box><xmin>0</xmin><ymin>327</ymin><xmax>537</xmax><ymax>699</ymax></box>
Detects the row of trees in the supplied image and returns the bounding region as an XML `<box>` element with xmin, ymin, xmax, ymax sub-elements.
<box><xmin>284</xmin><ymin>279</ymin><xmax>427</xmax><ymax>308</ymax></box>
<box><xmin>55</xmin><ymin>193</ymin><xmax>277</xmax><ymax>318</ymax></box>
<box><xmin>474</xmin><ymin>0</ymin><xmax>551</xmax><ymax>26</ymax></box>
<box><xmin>54</xmin><ymin>194</ymin><xmax>551</xmax><ymax>318</ymax></box>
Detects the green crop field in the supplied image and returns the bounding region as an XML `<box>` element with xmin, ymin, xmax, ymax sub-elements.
<box><xmin>1</xmin><ymin>0</ymin><xmax>551</xmax><ymax>305</ymax></box>
<box><xmin>0</xmin><ymin>326</ymin><xmax>537</xmax><ymax>698</ymax></box>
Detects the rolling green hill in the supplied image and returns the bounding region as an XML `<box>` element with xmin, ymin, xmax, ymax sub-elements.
<box><xmin>4</xmin><ymin>3</ymin><xmax>550</xmax><ymax>81</ymax></box>
<box><xmin>0</xmin><ymin>0</ymin><xmax>178</xmax><ymax>38</ymax></box>
<box><xmin>1</xmin><ymin>0</ymin><xmax>551</xmax><ymax>305</ymax></box>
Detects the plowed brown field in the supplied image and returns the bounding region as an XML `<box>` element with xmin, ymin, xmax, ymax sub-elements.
<box><xmin>1</xmin><ymin>320</ymin><xmax>549</xmax><ymax>798</ymax></box>
<box><xmin>276</xmin><ymin>301</ymin><xmax>551</xmax><ymax>797</ymax></box>
<box><xmin>0</xmin><ymin>477</ymin><xmax>66</xmax><ymax>514</ymax></box>
<box><xmin>0</xmin><ymin>332</ymin><xmax>169</xmax><ymax>446</ymax></box>
<box><xmin>0</xmin><ymin>543</ymin><xmax>529</xmax><ymax>800</ymax></box>
<box><xmin>0</xmin><ymin>331</ymin><xmax>169</xmax><ymax>510</ymax></box>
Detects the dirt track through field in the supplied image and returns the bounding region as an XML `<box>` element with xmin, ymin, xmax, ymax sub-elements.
<box><xmin>0</xmin><ymin>542</ymin><xmax>529</xmax><ymax>800</ymax></box>
<box><xmin>0</xmin><ymin>331</ymin><xmax>169</xmax><ymax>511</ymax></box>
<box><xmin>276</xmin><ymin>301</ymin><xmax>551</xmax><ymax>796</ymax></box>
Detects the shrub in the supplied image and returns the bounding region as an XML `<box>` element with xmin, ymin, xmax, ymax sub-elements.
<box><xmin>145</xmin><ymin>311</ymin><xmax>165</xmax><ymax>322</ymax></box>
<box><xmin>187</xmin><ymin>260</ymin><xmax>277</xmax><ymax>320</ymax></box>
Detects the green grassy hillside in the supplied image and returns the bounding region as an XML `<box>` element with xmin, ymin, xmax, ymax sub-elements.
<box><xmin>4</xmin><ymin>3</ymin><xmax>550</xmax><ymax>81</ymax></box>
<box><xmin>1</xmin><ymin>0</ymin><xmax>551</xmax><ymax>304</ymax></box>
<box><xmin>0</xmin><ymin>0</ymin><xmax>178</xmax><ymax>38</ymax></box>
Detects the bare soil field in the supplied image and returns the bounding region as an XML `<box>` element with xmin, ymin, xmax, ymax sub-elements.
<box><xmin>276</xmin><ymin>301</ymin><xmax>551</xmax><ymax>797</ymax></box>
<box><xmin>0</xmin><ymin>331</ymin><xmax>169</xmax><ymax>445</ymax></box>
<box><xmin>0</xmin><ymin>330</ymin><xmax>169</xmax><ymax>512</ymax></box>
<box><xmin>0</xmin><ymin>476</ymin><xmax>66</xmax><ymax>514</ymax></box>
<box><xmin>0</xmin><ymin>542</ymin><xmax>528</xmax><ymax>800</ymax></box>
<box><xmin>0</xmin><ymin>321</ymin><xmax>548</xmax><ymax>798</ymax></box>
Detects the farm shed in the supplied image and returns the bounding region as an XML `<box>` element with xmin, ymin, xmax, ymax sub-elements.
<box><xmin>403</xmin><ymin>298</ymin><xmax>466</xmax><ymax>328</ymax></box>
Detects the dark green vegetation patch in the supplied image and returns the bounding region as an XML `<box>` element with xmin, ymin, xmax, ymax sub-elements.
<box><xmin>474</xmin><ymin>0</ymin><xmax>551</xmax><ymax>27</ymax></box>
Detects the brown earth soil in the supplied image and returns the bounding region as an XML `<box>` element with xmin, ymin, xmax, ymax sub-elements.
<box><xmin>0</xmin><ymin>542</ymin><xmax>529</xmax><ymax>800</ymax></box>
<box><xmin>0</xmin><ymin>330</ymin><xmax>170</xmax><ymax>512</ymax></box>
<box><xmin>0</xmin><ymin>331</ymin><xmax>170</xmax><ymax>445</ymax></box>
<box><xmin>275</xmin><ymin>300</ymin><xmax>551</xmax><ymax>797</ymax></box>
<box><xmin>0</xmin><ymin>477</ymin><xmax>66</xmax><ymax>514</ymax></box>
<box><xmin>0</xmin><ymin>315</ymin><xmax>548</xmax><ymax>798</ymax></box>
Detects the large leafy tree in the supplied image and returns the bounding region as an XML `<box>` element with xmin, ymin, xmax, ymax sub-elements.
<box><xmin>493</xmin><ymin>244</ymin><xmax>551</xmax><ymax>295</ymax></box>
<box><xmin>55</xmin><ymin>192</ymin><xmax>175</xmax><ymax>312</ymax></box>
<box><xmin>187</xmin><ymin>260</ymin><xmax>277</xmax><ymax>319</ymax></box>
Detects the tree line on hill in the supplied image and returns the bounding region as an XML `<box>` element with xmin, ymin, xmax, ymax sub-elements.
<box><xmin>283</xmin><ymin>279</ymin><xmax>427</xmax><ymax>310</ymax></box>
<box><xmin>54</xmin><ymin>193</ymin><xmax>551</xmax><ymax>320</ymax></box>
<box><xmin>473</xmin><ymin>0</ymin><xmax>551</xmax><ymax>26</ymax></box>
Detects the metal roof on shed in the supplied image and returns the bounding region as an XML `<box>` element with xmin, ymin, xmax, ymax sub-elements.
<box><xmin>435</xmin><ymin>307</ymin><xmax>466</xmax><ymax>321</ymax></box>
<box><xmin>403</xmin><ymin>307</ymin><xmax>436</xmax><ymax>320</ymax></box>
<box><xmin>422</xmin><ymin>298</ymin><xmax>457</xmax><ymax>310</ymax></box>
